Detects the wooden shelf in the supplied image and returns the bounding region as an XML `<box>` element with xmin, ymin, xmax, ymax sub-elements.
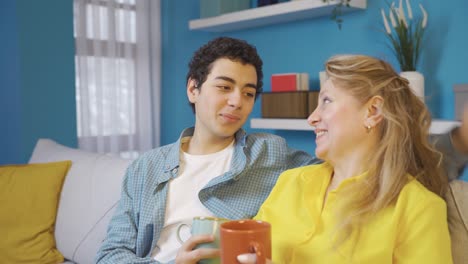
<box><xmin>189</xmin><ymin>0</ymin><xmax>367</xmax><ymax>32</ymax></box>
<box><xmin>251</xmin><ymin>118</ymin><xmax>314</xmax><ymax>131</ymax></box>
<box><xmin>250</xmin><ymin>118</ymin><xmax>461</xmax><ymax>134</ymax></box>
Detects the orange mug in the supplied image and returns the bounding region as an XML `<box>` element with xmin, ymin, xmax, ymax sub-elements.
<box><xmin>220</xmin><ymin>220</ymin><xmax>271</xmax><ymax>264</ymax></box>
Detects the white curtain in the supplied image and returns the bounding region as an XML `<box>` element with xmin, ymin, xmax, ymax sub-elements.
<box><xmin>73</xmin><ymin>0</ymin><xmax>160</xmax><ymax>158</ymax></box>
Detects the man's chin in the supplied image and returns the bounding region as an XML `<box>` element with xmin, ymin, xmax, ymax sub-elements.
<box><xmin>217</xmin><ymin>126</ymin><xmax>242</xmax><ymax>138</ymax></box>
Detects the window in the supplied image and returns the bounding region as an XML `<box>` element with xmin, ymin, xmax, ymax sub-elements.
<box><xmin>73</xmin><ymin>0</ymin><xmax>160</xmax><ymax>158</ymax></box>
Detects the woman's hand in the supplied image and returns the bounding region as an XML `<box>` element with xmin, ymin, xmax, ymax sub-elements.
<box><xmin>237</xmin><ymin>253</ymin><xmax>273</xmax><ymax>264</ymax></box>
<box><xmin>452</xmin><ymin>104</ymin><xmax>468</xmax><ymax>154</ymax></box>
<box><xmin>174</xmin><ymin>234</ymin><xmax>219</xmax><ymax>264</ymax></box>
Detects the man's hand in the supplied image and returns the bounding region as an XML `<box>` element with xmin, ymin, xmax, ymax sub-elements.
<box><xmin>174</xmin><ymin>234</ymin><xmax>219</xmax><ymax>264</ymax></box>
<box><xmin>452</xmin><ymin>104</ymin><xmax>468</xmax><ymax>154</ymax></box>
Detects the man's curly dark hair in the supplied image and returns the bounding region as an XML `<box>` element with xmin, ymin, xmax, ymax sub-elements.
<box><xmin>186</xmin><ymin>37</ymin><xmax>263</xmax><ymax>112</ymax></box>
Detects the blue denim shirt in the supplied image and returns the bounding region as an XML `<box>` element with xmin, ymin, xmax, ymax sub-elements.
<box><xmin>95</xmin><ymin>128</ymin><xmax>318</xmax><ymax>263</ymax></box>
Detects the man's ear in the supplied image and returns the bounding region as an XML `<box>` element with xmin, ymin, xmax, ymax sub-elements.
<box><xmin>365</xmin><ymin>95</ymin><xmax>384</xmax><ymax>127</ymax></box>
<box><xmin>187</xmin><ymin>78</ymin><xmax>199</xmax><ymax>103</ymax></box>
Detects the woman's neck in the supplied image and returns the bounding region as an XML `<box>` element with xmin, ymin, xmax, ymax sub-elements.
<box><xmin>332</xmin><ymin>159</ymin><xmax>367</xmax><ymax>184</ymax></box>
<box><xmin>327</xmin><ymin>143</ymin><xmax>374</xmax><ymax>191</ymax></box>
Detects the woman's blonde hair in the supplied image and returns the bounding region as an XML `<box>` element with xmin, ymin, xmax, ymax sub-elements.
<box><xmin>324</xmin><ymin>54</ymin><xmax>447</xmax><ymax>247</ymax></box>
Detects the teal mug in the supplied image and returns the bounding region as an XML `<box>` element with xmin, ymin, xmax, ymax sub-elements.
<box><xmin>177</xmin><ymin>216</ymin><xmax>229</xmax><ymax>264</ymax></box>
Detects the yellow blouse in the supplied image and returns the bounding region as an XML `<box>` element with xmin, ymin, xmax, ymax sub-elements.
<box><xmin>255</xmin><ymin>163</ymin><xmax>452</xmax><ymax>264</ymax></box>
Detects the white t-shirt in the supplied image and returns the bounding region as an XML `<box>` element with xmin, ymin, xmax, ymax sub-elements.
<box><xmin>152</xmin><ymin>137</ymin><xmax>234</xmax><ymax>262</ymax></box>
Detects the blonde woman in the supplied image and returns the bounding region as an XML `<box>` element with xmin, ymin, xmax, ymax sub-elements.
<box><xmin>240</xmin><ymin>55</ymin><xmax>452</xmax><ymax>263</ymax></box>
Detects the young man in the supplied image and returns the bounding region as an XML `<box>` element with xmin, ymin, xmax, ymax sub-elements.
<box><xmin>96</xmin><ymin>37</ymin><xmax>468</xmax><ymax>264</ymax></box>
<box><xmin>96</xmin><ymin>37</ymin><xmax>314</xmax><ymax>264</ymax></box>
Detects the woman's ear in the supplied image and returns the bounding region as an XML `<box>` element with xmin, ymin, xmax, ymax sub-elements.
<box><xmin>365</xmin><ymin>95</ymin><xmax>384</xmax><ymax>127</ymax></box>
<box><xmin>187</xmin><ymin>78</ymin><xmax>199</xmax><ymax>103</ymax></box>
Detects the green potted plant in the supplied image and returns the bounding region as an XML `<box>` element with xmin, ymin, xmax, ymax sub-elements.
<box><xmin>381</xmin><ymin>0</ymin><xmax>428</xmax><ymax>101</ymax></box>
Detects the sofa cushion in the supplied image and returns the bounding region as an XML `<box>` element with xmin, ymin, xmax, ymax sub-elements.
<box><xmin>446</xmin><ymin>180</ymin><xmax>468</xmax><ymax>264</ymax></box>
<box><xmin>29</xmin><ymin>139</ymin><xmax>132</xmax><ymax>263</ymax></box>
<box><xmin>0</xmin><ymin>161</ymin><xmax>71</xmax><ymax>264</ymax></box>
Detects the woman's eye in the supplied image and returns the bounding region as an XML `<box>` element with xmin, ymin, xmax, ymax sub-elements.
<box><xmin>323</xmin><ymin>97</ymin><xmax>331</xmax><ymax>104</ymax></box>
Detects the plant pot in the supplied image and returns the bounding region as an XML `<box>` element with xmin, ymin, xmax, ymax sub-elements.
<box><xmin>400</xmin><ymin>71</ymin><xmax>425</xmax><ymax>102</ymax></box>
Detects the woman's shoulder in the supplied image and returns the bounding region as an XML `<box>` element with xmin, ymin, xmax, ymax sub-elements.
<box><xmin>277</xmin><ymin>163</ymin><xmax>331</xmax><ymax>185</ymax></box>
<box><xmin>257</xmin><ymin>164</ymin><xmax>331</xmax><ymax>219</ymax></box>
<box><xmin>399</xmin><ymin>177</ymin><xmax>446</xmax><ymax>208</ymax></box>
<box><xmin>283</xmin><ymin>162</ymin><xmax>327</xmax><ymax>173</ymax></box>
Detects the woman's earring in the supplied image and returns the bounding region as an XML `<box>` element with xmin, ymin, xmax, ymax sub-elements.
<box><xmin>366</xmin><ymin>125</ymin><xmax>372</xmax><ymax>133</ymax></box>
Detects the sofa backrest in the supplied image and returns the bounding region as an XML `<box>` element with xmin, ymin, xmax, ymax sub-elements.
<box><xmin>29</xmin><ymin>139</ymin><xmax>467</xmax><ymax>263</ymax></box>
<box><xmin>29</xmin><ymin>139</ymin><xmax>132</xmax><ymax>264</ymax></box>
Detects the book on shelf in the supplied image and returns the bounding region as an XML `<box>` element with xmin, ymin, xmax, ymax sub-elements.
<box><xmin>271</xmin><ymin>73</ymin><xmax>309</xmax><ymax>92</ymax></box>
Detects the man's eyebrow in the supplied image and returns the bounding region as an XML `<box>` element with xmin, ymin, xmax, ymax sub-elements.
<box><xmin>215</xmin><ymin>76</ymin><xmax>257</xmax><ymax>89</ymax></box>
<box><xmin>245</xmin><ymin>83</ymin><xmax>257</xmax><ymax>89</ymax></box>
<box><xmin>214</xmin><ymin>76</ymin><xmax>235</xmax><ymax>83</ymax></box>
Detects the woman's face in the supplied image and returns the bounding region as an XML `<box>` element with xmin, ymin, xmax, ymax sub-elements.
<box><xmin>307</xmin><ymin>79</ymin><xmax>369</xmax><ymax>162</ymax></box>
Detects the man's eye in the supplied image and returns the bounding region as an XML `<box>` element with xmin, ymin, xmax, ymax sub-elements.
<box><xmin>245</xmin><ymin>92</ymin><xmax>255</xmax><ymax>98</ymax></box>
<box><xmin>217</xmin><ymin>86</ymin><xmax>231</xmax><ymax>91</ymax></box>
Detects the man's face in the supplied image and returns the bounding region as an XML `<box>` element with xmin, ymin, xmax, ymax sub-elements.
<box><xmin>188</xmin><ymin>58</ymin><xmax>257</xmax><ymax>141</ymax></box>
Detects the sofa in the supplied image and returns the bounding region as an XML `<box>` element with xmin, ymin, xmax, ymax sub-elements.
<box><xmin>1</xmin><ymin>138</ymin><xmax>467</xmax><ymax>263</ymax></box>
<box><xmin>28</xmin><ymin>138</ymin><xmax>132</xmax><ymax>263</ymax></box>
<box><xmin>446</xmin><ymin>180</ymin><xmax>468</xmax><ymax>263</ymax></box>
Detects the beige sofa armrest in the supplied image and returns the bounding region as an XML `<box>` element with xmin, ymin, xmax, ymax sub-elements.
<box><xmin>446</xmin><ymin>180</ymin><xmax>468</xmax><ymax>264</ymax></box>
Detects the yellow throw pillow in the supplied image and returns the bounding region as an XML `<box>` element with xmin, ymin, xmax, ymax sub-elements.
<box><xmin>0</xmin><ymin>161</ymin><xmax>71</xmax><ymax>264</ymax></box>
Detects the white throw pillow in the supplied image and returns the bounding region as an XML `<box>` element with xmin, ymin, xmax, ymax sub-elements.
<box><xmin>29</xmin><ymin>139</ymin><xmax>132</xmax><ymax>263</ymax></box>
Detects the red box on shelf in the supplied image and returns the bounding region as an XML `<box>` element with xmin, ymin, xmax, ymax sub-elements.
<box><xmin>271</xmin><ymin>73</ymin><xmax>309</xmax><ymax>92</ymax></box>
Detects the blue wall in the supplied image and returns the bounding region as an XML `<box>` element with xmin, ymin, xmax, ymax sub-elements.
<box><xmin>0</xmin><ymin>0</ymin><xmax>21</xmax><ymax>164</ymax></box>
<box><xmin>161</xmin><ymin>0</ymin><xmax>467</xmax><ymax>179</ymax></box>
<box><xmin>1</xmin><ymin>0</ymin><xmax>465</xmax><ymax>179</ymax></box>
<box><xmin>0</xmin><ymin>0</ymin><xmax>77</xmax><ymax>164</ymax></box>
<box><xmin>160</xmin><ymin>0</ymin><xmax>468</xmax><ymax>145</ymax></box>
